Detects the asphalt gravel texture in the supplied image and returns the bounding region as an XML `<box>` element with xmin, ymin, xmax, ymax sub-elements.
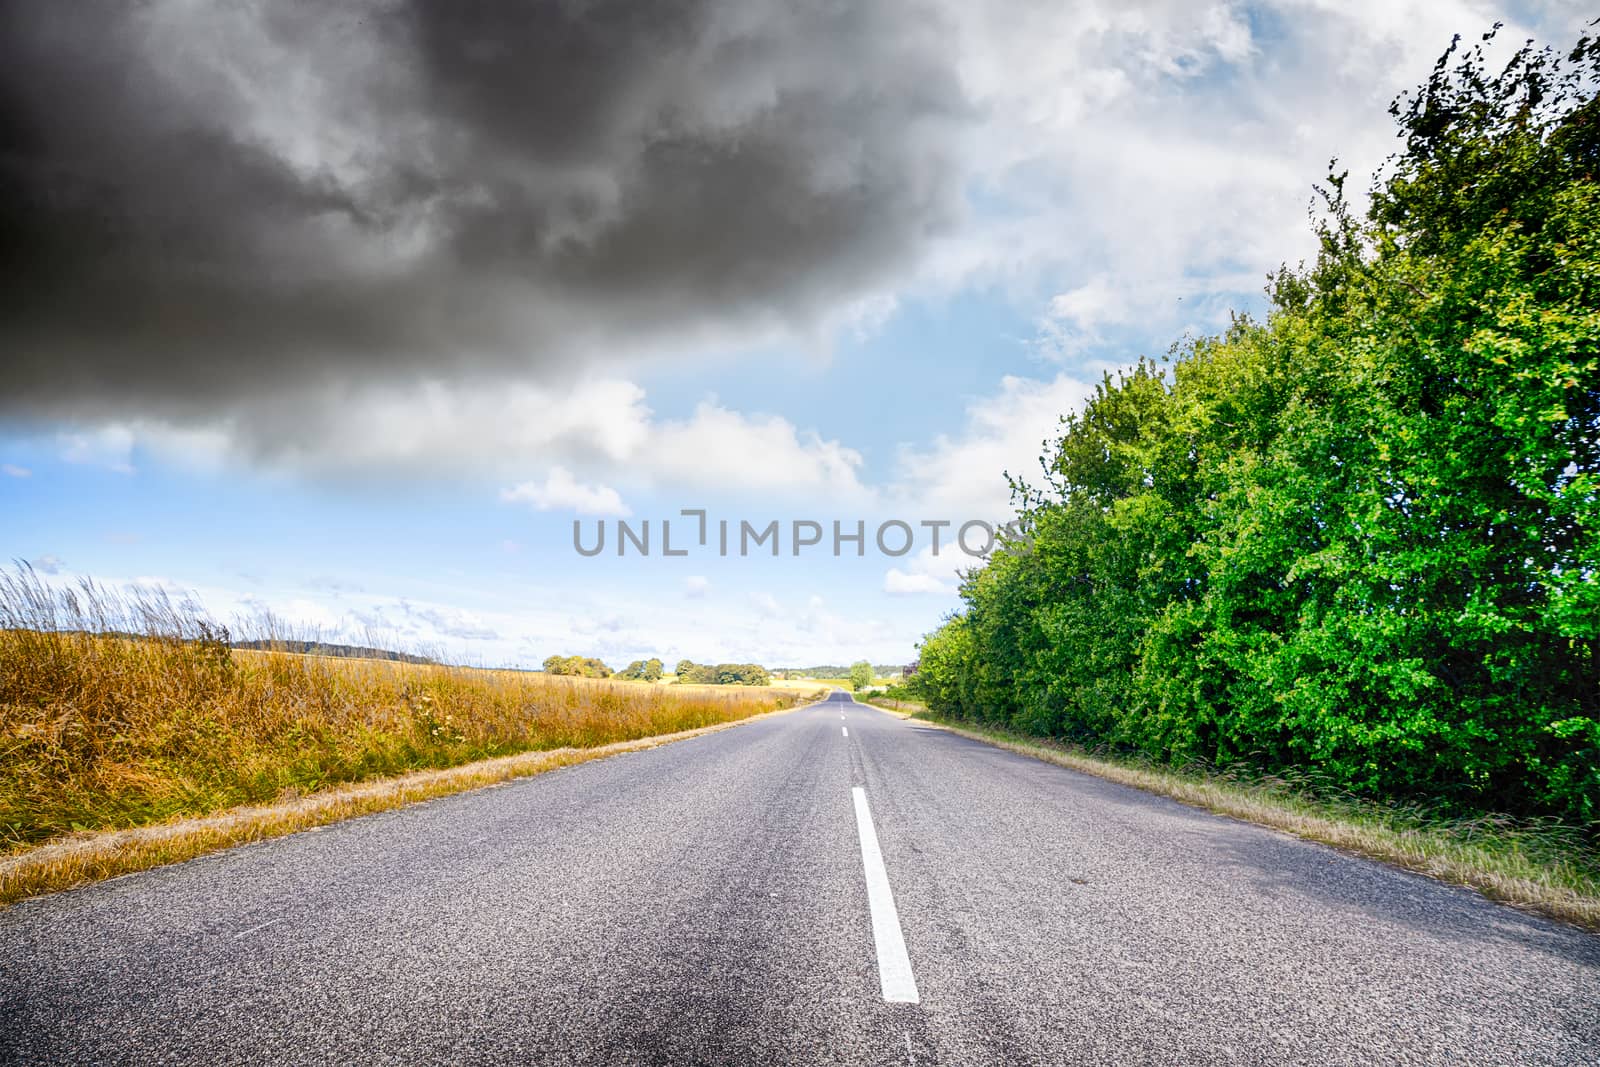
<box><xmin>2</xmin><ymin>691</ymin><xmax>1597</xmax><ymax>1065</ymax></box>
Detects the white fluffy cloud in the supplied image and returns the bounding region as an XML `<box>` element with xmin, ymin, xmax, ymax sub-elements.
<box><xmin>58</xmin><ymin>376</ymin><xmax>870</xmax><ymax>503</ymax></box>
<box><xmin>928</xmin><ymin>0</ymin><xmax>1567</xmax><ymax>354</ymax></box>
<box><xmin>645</xmin><ymin>402</ymin><xmax>868</xmax><ymax>497</ymax></box>
<box><xmin>890</xmin><ymin>373</ymin><xmax>1097</xmax><ymax>519</ymax></box>
<box><xmin>884</xmin><ymin>566</ymin><xmax>952</xmax><ymax>596</ymax></box>
<box><xmin>502</xmin><ymin>467</ymin><xmax>631</xmax><ymax>517</ymax></box>
<box><xmin>879</xmin><ymin>370</ymin><xmax>1107</xmax><ymax>596</ymax></box>
<box><xmin>58</xmin><ymin>426</ymin><xmax>136</xmax><ymax>474</ymax></box>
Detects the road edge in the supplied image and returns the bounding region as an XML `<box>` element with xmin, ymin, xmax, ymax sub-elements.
<box><xmin>863</xmin><ymin>704</ymin><xmax>1599</xmax><ymax>933</ymax></box>
<box><xmin>0</xmin><ymin>697</ymin><xmax>826</xmax><ymax>909</ymax></box>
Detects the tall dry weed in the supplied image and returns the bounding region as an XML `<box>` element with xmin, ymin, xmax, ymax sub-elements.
<box><xmin>0</xmin><ymin>564</ymin><xmax>800</xmax><ymax>850</ymax></box>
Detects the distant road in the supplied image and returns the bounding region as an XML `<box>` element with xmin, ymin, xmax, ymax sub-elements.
<box><xmin>3</xmin><ymin>691</ymin><xmax>1597</xmax><ymax>1065</ymax></box>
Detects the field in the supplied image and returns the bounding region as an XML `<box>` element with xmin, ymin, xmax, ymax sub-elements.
<box><xmin>0</xmin><ymin>569</ymin><xmax>814</xmax><ymax>857</ymax></box>
<box><xmin>770</xmin><ymin>675</ymin><xmax>900</xmax><ymax>691</ymax></box>
<box><xmin>765</xmin><ymin>676</ymin><xmax>846</xmax><ymax>692</ymax></box>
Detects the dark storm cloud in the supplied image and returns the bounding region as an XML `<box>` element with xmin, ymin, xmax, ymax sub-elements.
<box><xmin>0</xmin><ymin>0</ymin><xmax>966</xmax><ymax>420</ymax></box>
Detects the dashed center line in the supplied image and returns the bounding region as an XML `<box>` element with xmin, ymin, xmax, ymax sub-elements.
<box><xmin>850</xmin><ymin>786</ymin><xmax>920</xmax><ymax>1004</ymax></box>
<box><xmin>842</xmin><ymin>726</ymin><xmax>849</xmax><ymax>737</ymax></box>
<box><xmin>233</xmin><ymin>917</ymin><xmax>283</xmax><ymax>940</ymax></box>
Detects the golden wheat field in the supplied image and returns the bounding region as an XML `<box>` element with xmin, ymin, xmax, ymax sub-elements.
<box><xmin>0</xmin><ymin>568</ymin><xmax>809</xmax><ymax>856</ymax></box>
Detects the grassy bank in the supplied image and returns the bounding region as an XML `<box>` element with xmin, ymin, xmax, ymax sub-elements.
<box><xmin>0</xmin><ymin>707</ymin><xmax>806</xmax><ymax>907</ymax></box>
<box><xmin>865</xmin><ymin>698</ymin><xmax>1600</xmax><ymax>931</ymax></box>
<box><xmin>0</xmin><ymin>569</ymin><xmax>813</xmax><ymax>879</ymax></box>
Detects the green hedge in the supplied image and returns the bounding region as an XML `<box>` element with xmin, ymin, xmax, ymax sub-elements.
<box><xmin>912</xmin><ymin>30</ymin><xmax>1600</xmax><ymax>826</ymax></box>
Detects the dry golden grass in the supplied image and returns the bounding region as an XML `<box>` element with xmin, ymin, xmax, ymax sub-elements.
<box><xmin>879</xmin><ymin>707</ymin><xmax>1600</xmax><ymax>931</ymax></box>
<box><xmin>0</xmin><ymin>565</ymin><xmax>819</xmax><ymax>902</ymax></box>
<box><xmin>0</xmin><ymin>704</ymin><xmax>809</xmax><ymax>907</ymax></box>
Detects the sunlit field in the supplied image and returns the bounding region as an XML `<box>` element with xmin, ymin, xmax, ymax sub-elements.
<box><xmin>0</xmin><ymin>567</ymin><xmax>810</xmax><ymax>854</ymax></box>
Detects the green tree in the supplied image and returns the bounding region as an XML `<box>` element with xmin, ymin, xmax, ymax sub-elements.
<box><xmin>849</xmin><ymin>660</ymin><xmax>874</xmax><ymax>691</ymax></box>
<box><xmin>907</xmin><ymin>26</ymin><xmax>1600</xmax><ymax>824</ymax></box>
<box><xmin>543</xmin><ymin>655</ymin><xmax>612</xmax><ymax>678</ymax></box>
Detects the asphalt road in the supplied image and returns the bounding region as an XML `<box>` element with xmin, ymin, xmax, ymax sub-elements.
<box><xmin>2</xmin><ymin>691</ymin><xmax>1597</xmax><ymax>1065</ymax></box>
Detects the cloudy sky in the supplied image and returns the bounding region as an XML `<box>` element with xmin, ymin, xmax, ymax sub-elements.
<box><xmin>2</xmin><ymin>0</ymin><xmax>1589</xmax><ymax>667</ymax></box>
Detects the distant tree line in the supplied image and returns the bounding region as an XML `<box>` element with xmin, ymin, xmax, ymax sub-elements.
<box><xmin>909</xmin><ymin>30</ymin><xmax>1600</xmax><ymax>825</ymax></box>
<box><xmin>614</xmin><ymin>658</ymin><xmax>664</xmax><ymax>681</ymax></box>
<box><xmin>541</xmin><ymin>655</ymin><xmax>773</xmax><ymax>685</ymax></box>
<box><xmin>542</xmin><ymin>655</ymin><xmax>614</xmax><ymax>678</ymax></box>
<box><xmin>775</xmin><ymin>664</ymin><xmax>905</xmax><ymax>678</ymax></box>
<box><xmin>674</xmin><ymin>660</ymin><xmax>771</xmax><ymax>686</ymax></box>
<box><xmin>234</xmin><ymin>640</ymin><xmax>436</xmax><ymax>665</ymax></box>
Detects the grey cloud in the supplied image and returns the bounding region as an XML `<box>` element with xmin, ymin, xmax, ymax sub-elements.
<box><xmin>307</xmin><ymin>575</ymin><xmax>367</xmax><ymax>597</ymax></box>
<box><xmin>1</xmin><ymin>0</ymin><xmax>967</xmax><ymax>428</ymax></box>
<box><xmin>399</xmin><ymin>600</ymin><xmax>500</xmax><ymax>642</ymax></box>
<box><xmin>345</xmin><ymin>600</ymin><xmax>500</xmax><ymax>643</ymax></box>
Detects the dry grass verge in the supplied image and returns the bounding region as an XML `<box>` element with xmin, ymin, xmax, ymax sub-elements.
<box><xmin>0</xmin><ymin>703</ymin><xmax>810</xmax><ymax>907</ymax></box>
<box><xmin>863</xmin><ymin>695</ymin><xmax>923</xmax><ymax>717</ymax></box>
<box><xmin>0</xmin><ymin>565</ymin><xmax>824</xmax><ymax>904</ymax></box>
<box><xmin>865</xmin><ymin>702</ymin><xmax>1600</xmax><ymax>932</ymax></box>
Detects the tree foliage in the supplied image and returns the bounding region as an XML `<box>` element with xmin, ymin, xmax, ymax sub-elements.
<box><xmin>541</xmin><ymin>655</ymin><xmax>613</xmax><ymax>678</ymax></box>
<box><xmin>673</xmin><ymin>660</ymin><xmax>772</xmax><ymax>686</ymax></box>
<box><xmin>614</xmin><ymin>658</ymin><xmax>665</xmax><ymax>682</ymax></box>
<box><xmin>911</xmin><ymin>27</ymin><xmax>1600</xmax><ymax>826</ymax></box>
<box><xmin>849</xmin><ymin>660</ymin><xmax>874</xmax><ymax>691</ymax></box>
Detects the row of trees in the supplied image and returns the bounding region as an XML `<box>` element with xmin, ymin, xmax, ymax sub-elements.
<box><xmin>614</xmin><ymin>658</ymin><xmax>664</xmax><ymax>681</ymax></box>
<box><xmin>910</xmin><ymin>30</ymin><xmax>1599</xmax><ymax>825</ymax></box>
<box><xmin>542</xmin><ymin>654</ymin><xmax>773</xmax><ymax>686</ymax></box>
<box><xmin>674</xmin><ymin>660</ymin><xmax>772</xmax><ymax>686</ymax></box>
<box><xmin>542</xmin><ymin>655</ymin><xmax>666</xmax><ymax>681</ymax></box>
<box><xmin>776</xmin><ymin>663</ymin><xmax>904</xmax><ymax>678</ymax></box>
<box><xmin>541</xmin><ymin>655</ymin><xmax>613</xmax><ymax>678</ymax></box>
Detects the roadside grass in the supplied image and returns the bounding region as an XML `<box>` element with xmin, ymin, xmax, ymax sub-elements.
<box><xmin>0</xmin><ymin>567</ymin><xmax>817</xmax><ymax>902</ymax></box>
<box><xmin>864</xmin><ymin>697</ymin><xmax>1600</xmax><ymax>931</ymax></box>
<box><xmin>864</xmin><ymin>694</ymin><xmax>925</xmax><ymax>715</ymax></box>
<box><xmin>0</xmin><ymin>707</ymin><xmax>809</xmax><ymax>908</ymax></box>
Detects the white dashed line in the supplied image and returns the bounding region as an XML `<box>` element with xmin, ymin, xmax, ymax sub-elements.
<box><xmin>233</xmin><ymin>917</ymin><xmax>283</xmax><ymax>939</ymax></box>
<box><xmin>850</xmin><ymin>786</ymin><xmax>920</xmax><ymax>1004</ymax></box>
<box><xmin>843</xmin><ymin>726</ymin><xmax>849</xmax><ymax>737</ymax></box>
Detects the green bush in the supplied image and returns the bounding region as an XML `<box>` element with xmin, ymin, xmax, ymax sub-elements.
<box><xmin>541</xmin><ymin>655</ymin><xmax>613</xmax><ymax>678</ymax></box>
<box><xmin>672</xmin><ymin>661</ymin><xmax>771</xmax><ymax>686</ymax></box>
<box><xmin>910</xmin><ymin>29</ymin><xmax>1600</xmax><ymax>827</ymax></box>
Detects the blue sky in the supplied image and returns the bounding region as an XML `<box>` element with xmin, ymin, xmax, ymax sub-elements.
<box><xmin>3</xmin><ymin>0</ymin><xmax>1588</xmax><ymax>667</ymax></box>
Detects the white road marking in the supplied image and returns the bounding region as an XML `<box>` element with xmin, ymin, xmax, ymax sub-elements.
<box><xmin>850</xmin><ymin>786</ymin><xmax>920</xmax><ymax>1004</ymax></box>
<box><xmin>234</xmin><ymin>917</ymin><xmax>283</xmax><ymax>939</ymax></box>
<box><xmin>843</xmin><ymin>726</ymin><xmax>849</xmax><ymax>737</ymax></box>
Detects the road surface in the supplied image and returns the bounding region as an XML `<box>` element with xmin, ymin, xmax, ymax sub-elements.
<box><xmin>2</xmin><ymin>692</ymin><xmax>1597</xmax><ymax>1065</ymax></box>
